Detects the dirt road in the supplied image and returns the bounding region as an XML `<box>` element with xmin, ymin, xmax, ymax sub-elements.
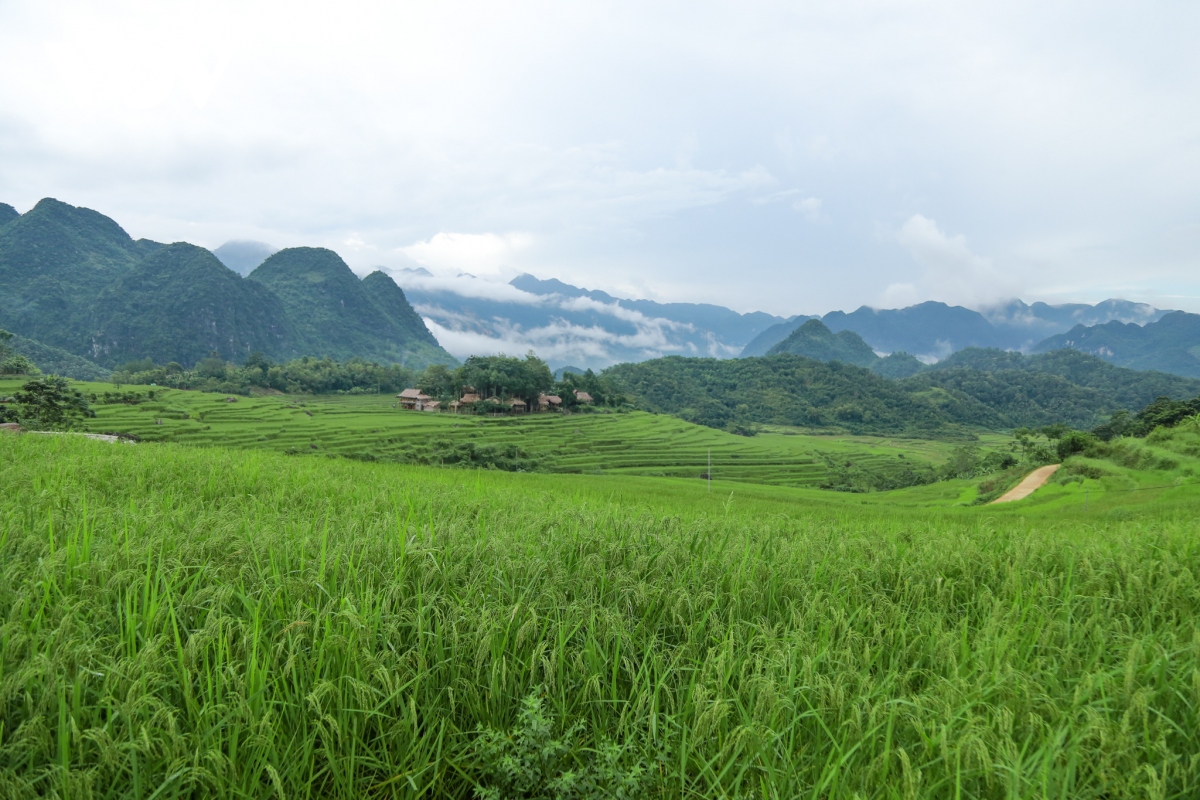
<box><xmin>990</xmin><ymin>464</ymin><xmax>1060</xmax><ymax>504</ymax></box>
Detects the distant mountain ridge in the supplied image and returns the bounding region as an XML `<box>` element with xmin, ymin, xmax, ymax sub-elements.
<box><xmin>0</xmin><ymin>199</ymin><xmax>453</xmax><ymax>369</ymax></box>
<box><xmin>741</xmin><ymin>298</ymin><xmax>1171</xmax><ymax>360</ymax></box>
<box><xmin>1033</xmin><ymin>311</ymin><xmax>1200</xmax><ymax>378</ymax></box>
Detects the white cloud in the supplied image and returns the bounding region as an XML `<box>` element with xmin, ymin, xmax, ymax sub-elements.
<box><xmin>399</xmin><ymin>232</ymin><xmax>533</xmax><ymax>277</ymax></box>
<box><xmin>894</xmin><ymin>214</ymin><xmax>1016</xmax><ymax>307</ymax></box>
<box><xmin>793</xmin><ymin>196</ymin><xmax>827</xmax><ymax>224</ymax></box>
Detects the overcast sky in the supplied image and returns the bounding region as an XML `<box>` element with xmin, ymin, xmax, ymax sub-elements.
<box><xmin>2</xmin><ymin>0</ymin><xmax>1198</xmax><ymax>316</ymax></box>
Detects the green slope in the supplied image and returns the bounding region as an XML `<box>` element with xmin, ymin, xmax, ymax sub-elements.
<box><xmin>606</xmin><ymin>350</ymin><xmax>1200</xmax><ymax>434</ymax></box>
<box><xmin>249</xmin><ymin>248</ymin><xmax>454</xmax><ymax>367</ymax></box>
<box><xmin>606</xmin><ymin>354</ymin><xmax>994</xmax><ymax>434</ymax></box>
<box><xmin>869</xmin><ymin>351</ymin><xmax>925</xmax><ymax>378</ymax></box>
<box><xmin>88</xmin><ymin>243</ymin><xmax>296</xmax><ymax>367</ymax></box>
<box><xmin>765</xmin><ymin>318</ymin><xmax>879</xmax><ymax>366</ymax></box>
<box><xmin>360</xmin><ymin>270</ymin><xmax>453</xmax><ymax>365</ymax></box>
<box><xmin>0</xmin><ymin>198</ymin><xmax>155</xmax><ymax>349</ymax></box>
<box><xmin>0</xmin><ymin>203</ymin><xmax>17</xmax><ymax>226</ymax></box>
<box><xmin>6</xmin><ymin>332</ymin><xmax>111</xmax><ymax>380</ymax></box>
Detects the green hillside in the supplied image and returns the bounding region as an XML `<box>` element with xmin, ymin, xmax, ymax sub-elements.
<box><xmin>1034</xmin><ymin>311</ymin><xmax>1200</xmax><ymax>378</ymax></box>
<box><xmin>0</xmin><ymin>198</ymin><xmax>154</xmax><ymax>349</ymax></box>
<box><xmin>0</xmin><ymin>199</ymin><xmax>454</xmax><ymax>370</ymax></box>
<box><xmin>606</xmin><ymin>354</ymin><xmax>994</xmax><ymax>434</ymax></box>
<box><xmin>5</xmin><ymin>331</ymin><xmax>111</xmax><ymax>380</ymax></box>
<box><xmin>248</xmin><ymin>248</ymin><xmax>453</xmax><ymax>368</ymax></box>
<box><xmin>89</xmin><ymin>243</ymin><xmax>296</xmax><ymax>367</ymax></box>
<box><xmin>765</xmin><ymin>318</ymin><xmax>878</xmax><ymax>366</ymax></box>
<box><xmin>605</xmin><ymin>351</ymin><xmax>1200</xmax><ymax>434</ymax></box>
<box><xmin>915</xmin><ymin>348</ymin><xmax>1200</xmax><ymax>425</ymax></box>
<box><xmin>869</xmin><ymin>350</ymin><xmax>925</xmax><ymax>378</ymax></box>
<box><xmin>361</xmin><ymin>269</ymin><xmax>445</xmax><ymax>353</ymax></box>
<box><xmin>0</xmin><ymin>202</ymin><xmax>18</xmax><ymax>226</ymax></box>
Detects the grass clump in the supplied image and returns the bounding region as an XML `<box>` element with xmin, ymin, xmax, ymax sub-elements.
<box><xmin>2</xmin><ymin>434</ymin><xmax>1200</xmax><ymax>797</ymax></box>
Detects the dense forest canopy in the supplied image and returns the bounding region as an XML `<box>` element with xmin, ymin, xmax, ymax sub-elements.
<box><xmin>604</xmin><ymin>351</ymin><xmax>1200</xmax><ymax>435</ymax></box>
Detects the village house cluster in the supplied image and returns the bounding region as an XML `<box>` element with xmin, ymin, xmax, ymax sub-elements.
<box><xmin>396</xmin><ymin>388</ymin><xmax>592</xmax><ymax>413</ymax></box>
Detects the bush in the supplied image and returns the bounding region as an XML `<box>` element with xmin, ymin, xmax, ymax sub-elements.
<box><xmin>472</xmin><ymin>691</ymin><xmax>647</xmax><ymax>800</ymax></box>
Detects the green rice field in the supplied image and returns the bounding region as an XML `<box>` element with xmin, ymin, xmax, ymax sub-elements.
<box><xmin>0</xmin><ymin>379</ymin><xmax>1004</xmax><ymax>490</ymax></box>
<box><xmin>3</xmin><ymin>425</ymin><xmax>1200</xmax><ymax>797</ymax></box>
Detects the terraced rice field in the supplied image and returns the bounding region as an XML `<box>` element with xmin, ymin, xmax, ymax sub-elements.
<box><xmin>4</xmin><ymin>380</ymin><xmax>997</xmax><ymax>488</ymax></box>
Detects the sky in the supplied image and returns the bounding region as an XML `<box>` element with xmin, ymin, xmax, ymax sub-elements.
<box><xmin>1</xmin><ymin>0</ymin><xmax>1199</xmax><ymax>317</ymax></box>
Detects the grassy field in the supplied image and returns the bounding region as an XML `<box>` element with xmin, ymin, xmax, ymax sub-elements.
<box><xmin>0</xmin><ymin>379</ymin><xmax>1008</xmax><ymax>490</ymax></box>
<box><xmin>3</xmin><ymin>430</ymin><xmax>1200</xmax><ymax>798</ymax></box>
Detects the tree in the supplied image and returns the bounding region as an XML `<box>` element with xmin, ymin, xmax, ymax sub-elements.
<box><xmin>9</xmin><ymin>377</ymin><xmax>95</xmax><ymax>430</ymax></box>
<box><xmin>417</xmin><ymin>363</ymin><xmax>459</xmax><ymax>399</ymax></box>
<box><xmin>195</xmin><ymin>352</ymin><xmax>228</xmax><ymax>379</ymax></box>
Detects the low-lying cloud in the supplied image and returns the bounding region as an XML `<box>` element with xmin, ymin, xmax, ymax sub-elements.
<box><xmin>888</xmin><ymin>214</ymin><xmax>1017</xmax><ymax>308</ymax></box>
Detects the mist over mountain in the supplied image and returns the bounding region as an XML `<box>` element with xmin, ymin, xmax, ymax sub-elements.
<box><xmin>0</xmin><ymin>199</ymin><xmax>452</xmax><ymax>370</ymax></box>
<box><xmin>213</xmin><ymin>240</ymin><xmax>278</xmax><ymax>277</ymax></box>
<box><xmin>391</xmin><ymin>270</ymin><xmax>787</xmax><ymax>370</ymax></box>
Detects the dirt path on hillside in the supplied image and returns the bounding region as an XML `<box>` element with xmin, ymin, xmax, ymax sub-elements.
<box><xmin>991</xmin><ymin>464</ymin><xmax>1060</xmax><ymax>504</ymax></box>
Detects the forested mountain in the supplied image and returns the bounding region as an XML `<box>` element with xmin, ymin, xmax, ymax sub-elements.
<box><xmin>89</xmin><ymin>243</ymin><xmax>295</xmax><ymax>367</ymax></box>
<box><xmin>604</xmin><ymin>350</ymin><xmax>1200</xmax><ymax>434</ymax></box>
<box><xmin>0</xmin><ymin>198</ymin><xmax>161</xmax><ymax>350</ymax></box>
<box><xmin>248</xmin><ymin>249</ymin><xmax>451</xmax><ymax>366</ymax></box>
<box><xmin>0</xmin><ymin>199</ymin><xmax>454</xmax><ymax>370</ymax></box>
<box><xmin>605</xmin><ymin>355</ymin><xmax>983</xmax><ymax>434</ymax></box>
<box><xmin>766</xmin><ymin>319</ymin><xmax>878</xmax><ymax>367</ymax></box>
<box><xmin>1032</xmin><ymin>311</ymin><xmax>1200</xmax><ymax>378</ymax></box>
<box><xmin>741</xmin><ymin>298</ymin><xmax>1170</xmax><ymax>360</ymax></box>
<box><xmin>4</xmin><ymin>331</ymin><xmax>111</xmax><ymax>380</ymax></box>
<box><xmin>0</xmin><ymin>203</ymin><xmax>18</xmax><ymax>226</ymax></box>
<box><xmin>907</xmin><ymin>349</ymin><xmax>1200</xmax><ymax>428</ymax></box>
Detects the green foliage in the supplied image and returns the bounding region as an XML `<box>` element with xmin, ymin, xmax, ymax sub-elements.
<box><xmin>903</xmin><ymin>348</ymin><xmax>1200</xmax><ymax>429</ymax></box>
<box><xmin>3</xmin><ymin>435</ymin><xmax>1200</xmax><ymax>796</ymax></box>
<box><xmin>0</xmin><ymin>376</ymin><xmax>94</xmax><ymax>429</ymax></box>
<box><xmin>766</xmin><ymin>318</ymin><xmax>879</xmax><ymax>367</ymax></box>
<box><xmin>605</xmin><ymin>354</ymin><xmax>984</xmax><ymax>434</ymax></box>
<box><xmin>0</xmin><ymin>330</ymin><xmax>106</xmax><ymax>380</ymax></box>
<box><xmin>473</xmin><ymin>692</ymin><xmax>646</xmax><ymax>800</ymax></box>
<box><xmin>457</xmin><ymin>353</ymin><xmax>554</xmax><ymax>402</ymax></box>
<box><xmin>111</xmin><ymin>354</ymin><xmax>416</xmax><ymax>395</ymax></box>
<box><xmin>869</xmin><ymin>350</ymin><xmax>926</xmax><ymax>378</ymax></box>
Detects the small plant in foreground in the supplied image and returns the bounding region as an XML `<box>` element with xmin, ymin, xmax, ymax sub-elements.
<box><xmin>473</xmin><ymin>691</ymin><xmax>647</xmax><ymax>800</ymax></box>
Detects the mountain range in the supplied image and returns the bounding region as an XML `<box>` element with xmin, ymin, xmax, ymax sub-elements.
<box><xmin>741</xmin><ymin>299</ymin><xmax>1170</xmax><ymax>359</ymax></box>
<box><xmin>4</xmin><ymin>197</ymin><xmax>1198</xmax><ymax>383</ymax></box>
<box><xmin>381</xmin><ymin>269</ymin><xmax>1175</xmax><ymax>372</ymax></box>
<box><xmin>1032</xmin><ymin>311</ymin><xmax>1200</xmax><ymax>378</ymax></box>
<box><xmin>0</xmin><ymin>199</ymin><xmax>453</xmax><ymax>372</ymax></box>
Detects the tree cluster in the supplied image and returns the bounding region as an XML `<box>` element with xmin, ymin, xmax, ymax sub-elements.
<box><xmin>111</xmin><ymin>353</ymin><xmax>417</xmax><ymax>396</ymax></box>
<box><xmin>0</xmin><ymin>376</ymin><xmax>94</xmax><ymax>430</ymax></box>
<box><xmin>415</xmin><ymin>355</ymin><xmax>625</xmax><ymax>410</ymax></box>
